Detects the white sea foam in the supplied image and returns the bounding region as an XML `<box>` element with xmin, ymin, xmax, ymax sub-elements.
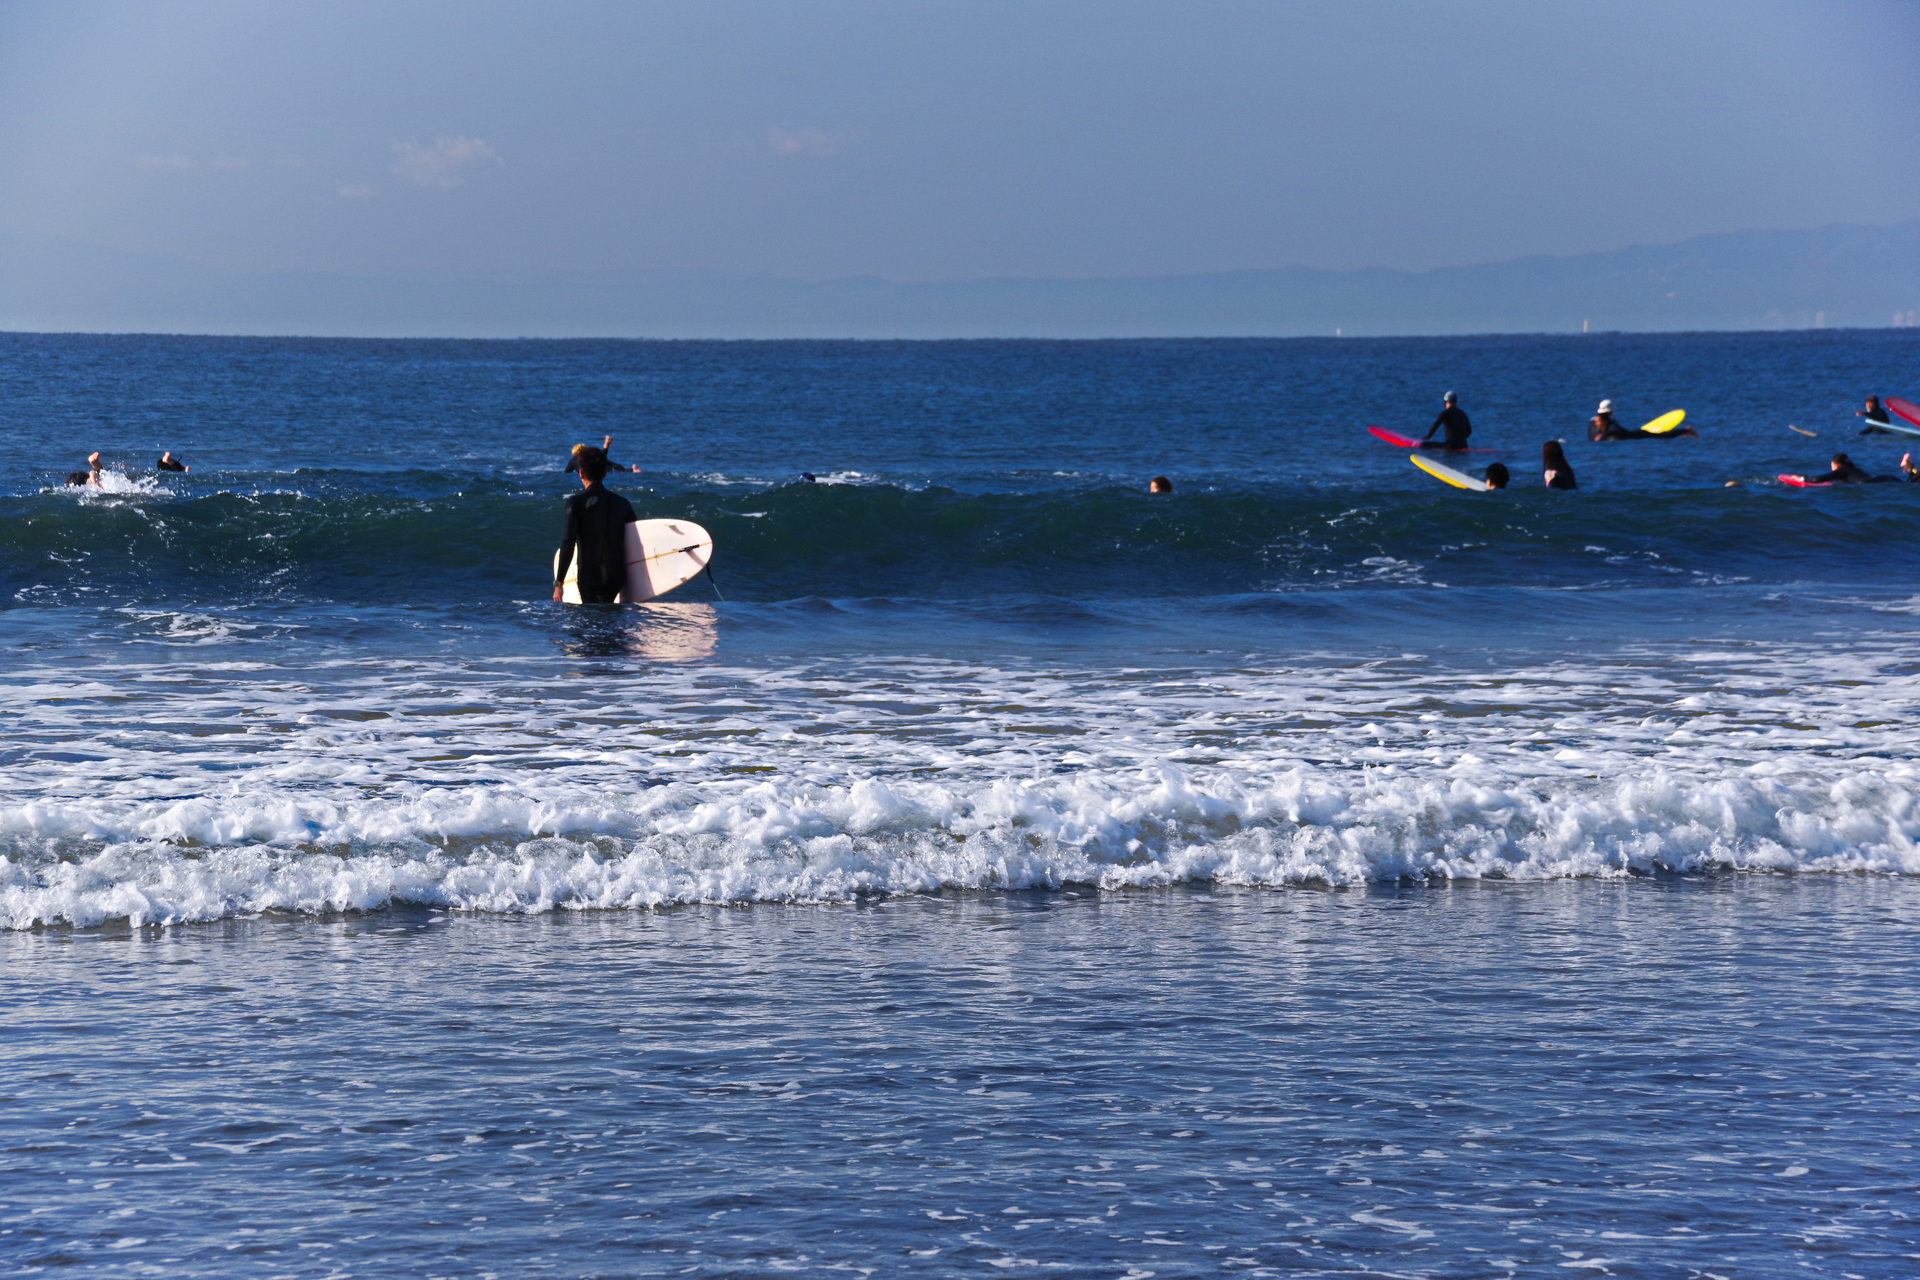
<box><xmin>4</xmin><ymin>639</ymin><xmax>1919</xmax><ymax>927</ymax></box>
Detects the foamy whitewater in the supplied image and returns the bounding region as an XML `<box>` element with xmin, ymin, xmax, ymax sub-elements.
<box><xmin>6</xmin><ymin>629</ymin><xmax>1920</xmax><ymax>929</ymax></box>
<box><xmin>5</xmin><ymin>333</ymin><xmax>1919</xmax><ymax>1278</ymax></box>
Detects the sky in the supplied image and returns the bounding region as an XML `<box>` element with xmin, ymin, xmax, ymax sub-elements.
<box><xmin>0</xmin><ymin>0</ymin><xmax>1915</xmax><ymax>285</ymax></box>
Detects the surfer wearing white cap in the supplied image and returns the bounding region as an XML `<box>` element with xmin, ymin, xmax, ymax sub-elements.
<box><xmin>1422</xmin><ymin>392</ymin><xmax>1472</xmax><ymax>451</ymax></box>
<box><xmin>1590</xmin><ymin>399</ymin><xmax>1698</xmax><ymax>440</ymax></box>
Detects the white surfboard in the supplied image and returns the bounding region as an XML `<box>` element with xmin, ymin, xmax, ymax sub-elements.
<box><xmin>554</xmin><ymin>518</ymin><xmax>714</xmax><ymax>604</ymax></box>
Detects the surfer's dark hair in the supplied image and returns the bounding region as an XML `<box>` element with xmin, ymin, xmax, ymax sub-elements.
<box><xmin>1484</xmin><ymin>462</ymin><xmax>1510</xmax><ymax>489</ymax></box>
<box><xmin>1543</xmin><ymin>440</ymin><xmax>1571</xmax><ymax>468</ymax></box>
<box><xmin>576</xmin><ymin>446</ymin><xmax>610</xmax><ymax>482</ymax></box>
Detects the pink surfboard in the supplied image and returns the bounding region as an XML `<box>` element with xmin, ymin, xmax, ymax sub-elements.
<box><xmin>1887</xmin><ymin>396</ymin><xmax>1920</xmax><ymax>429</ymax></box>
<box><xmin>1778</xmin><ymin>474</ymin><xmax>1831</xmax><ymax>488</ymax></box>
<box><xmin>1366</xmin><ymin>425</ymin><xmax>1498</xmax><ymax>453</ymax></box>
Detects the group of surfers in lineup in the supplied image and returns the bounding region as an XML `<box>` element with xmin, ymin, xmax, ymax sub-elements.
<box><xmin>1399</xmin><ymin>391</ymin><xmax>1920</xmax><ymax>490</ymax></box>
<box><xmin>57</xmin><ymin>388</ymin><xmax>1920</xmax><ymax>510</ymax></box>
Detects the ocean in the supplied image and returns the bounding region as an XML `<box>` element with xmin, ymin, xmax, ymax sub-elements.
<box><xmin>3</xmin><ymin>330</ymin><xmax>1918</xmax><ymax>1277</ymax></box>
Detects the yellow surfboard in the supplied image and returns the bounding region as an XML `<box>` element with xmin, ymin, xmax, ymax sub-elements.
<box><xmin>1639</xmin><ymin>409</ymin><xmax>1687</xmax><ymax>435</ymax></box>
<box><xmin>1409</xmin><ymin>453</ymin><xmax>1489</xmax><ymax>492</ymax></box>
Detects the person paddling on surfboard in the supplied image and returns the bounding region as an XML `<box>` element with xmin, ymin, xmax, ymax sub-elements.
<box><xmin>1422</xmin><ymin>392</ymin><xmax>1472</xmax><ymax>451</ymax></box>
<box><xmin>553</xmin><ymin>446</ymin><xmax>640</xmax><ymax>604</ymax></box>
<box><xmin>1785</xmin><ymin>452</ymin><xmax>1898</xmax><ymax>485</ymax></box>
<box><xmin>1589</xmin><ymin>399</ymin><xmax>1697</xmax><ymax>440</ymax></box>
<box><xmin>1858</xmin><ymin>395</ymin><xmax>1896</xmax><ymax>434</ymax></box>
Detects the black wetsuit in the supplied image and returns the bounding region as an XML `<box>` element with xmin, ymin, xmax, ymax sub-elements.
<box><xmin>1806</xmin><ymin>463</ymin><xmax>1887</xmax><ymax>485</ymax></box>
<box><xmin>1426</xmin><ymin>406</ymin><xmax>1472</xmax><ymax>450</ymax></box>
<box><xmin>555</xmin><ymin>482</ymin><xmax>639</xmax><ymax>603</ymax></box>
<box><xmin>65</xmin><ymin>471</ymin><xmax>91</xmax><ymax>486</ymax></box>
<box><xmin>157</xmin><ymin>456</ymin><xmax>187</xmax><ymax>472</ymax></box>
<box><xmin>1860</xmin><ymin>409</ymin><xmax>1895</xmax><ymax>435</ymax></box>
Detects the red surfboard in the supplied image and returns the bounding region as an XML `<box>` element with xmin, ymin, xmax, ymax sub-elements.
<box><xmin>1778</xmin><ymin>474</ymin><xmax>1831</xmax><ymax>488</ymax></box>
<box><xmin>1366</xmin><ymin>425</ymin><xmax>1498</xmax><ymax>453</ymax></box>
<box><xmin>1888</xmin><ymin>396</ymin><xmax>1920</xmax><ymax>429</ymax></box>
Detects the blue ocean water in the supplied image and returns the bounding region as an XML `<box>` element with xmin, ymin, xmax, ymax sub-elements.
<box><xmin>3</xmin><ymin>331</ymin><xmax>1919</xmax><ymax>1276</ymax></box>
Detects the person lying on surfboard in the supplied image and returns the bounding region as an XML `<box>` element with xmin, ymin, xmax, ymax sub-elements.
<box><xmin>553</xmin><ymin>447</ymin><xmax>640</xmax><ymax>604</ymax></box>
<box><xmin>1589</xmin><ymin>400</ymin><xmax>1697</xmax><ymax>440</ymax></box>
<box><xmin>1785</xmin><ymin>452</ymin><xmax>1897</xmax><ymax>485</ymax></box>
<box><xmin>1857</xmin><ymin>395</ymin><xmax>1896</xmax><ymax>434</ymax></box>
<box><xmin>564</xmin><ymin>435</ymin><xmax>642</xmax><ymax>476</ymax></box>
<box><xmin>1422</xmin><ymin>392</ymin><xmax>1472</xmax><ymax>450</ymax></box>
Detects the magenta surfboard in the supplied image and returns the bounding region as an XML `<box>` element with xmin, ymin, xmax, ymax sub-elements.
<box><xmin>1778</xmin><ymin>474</ymin><xmax>1831</xmax><ymax>488</ymax></box>
<box><xmin>1887</xmin><ymin>397</ymin><xmax>1920</xmax><ymax>429</ymax></box>
<box><xmin>1366</xmin><ymin>425</ymin><xmax>1497</xmax><ymax>453</ymax></box>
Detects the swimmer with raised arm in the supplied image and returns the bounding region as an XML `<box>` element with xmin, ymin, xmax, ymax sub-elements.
<box><xmin>64</xmin><ymin>452</ymin><xmax>107</xmax><ymax>487</ymax></box>
<box><xmin>157</xmin><ymin>451</ymin><xmax>188</xmax><ymax>473</ymax></box>
<box><xmin>565</xmin><ymin>435</ymin><xmax>643</xmax><ymax>476</ymax></box>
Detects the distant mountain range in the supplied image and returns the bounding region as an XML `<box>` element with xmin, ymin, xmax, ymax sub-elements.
<box><xmin>2</xmin><ymin>221</ymin><xmax>1916</xmax><ymax>339</ymax></box>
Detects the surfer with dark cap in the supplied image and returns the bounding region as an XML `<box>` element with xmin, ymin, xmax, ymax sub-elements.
<box><xmin>553</xmin><ymin>446</ymin><xmax>640</xmax><ymax>604</ymax></box>
<box><xmin>1858</xmin><ymin>395</ymin><xmax>1896</xmax><ymax>434</ymax></box>
<box><xmin>1423</xmin><ymin>392</ymin><xmax>1472</xmax><ymax>451</ymax></box>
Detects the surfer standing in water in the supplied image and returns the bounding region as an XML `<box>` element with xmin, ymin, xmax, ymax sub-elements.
<box><xmin>553</xmin><ymin>446</ymin><xmax>640</xmax><ymax>604</ymax></box>
<box><xmin>1423</xmin><ymin>392</ymin><xmax>1472</xmax><ymax>451</ymax></box>
<box><xmin>1858</xmin><ymin>396</ymin><xmax>1896</xmax><ymax>434</ymax></box>
<box><xmin>1543</xmin><ymin>441</ymin><xmax>1578</xmax><ymax>490</ymax></box>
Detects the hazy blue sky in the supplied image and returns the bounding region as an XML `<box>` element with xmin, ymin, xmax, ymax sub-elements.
<box><xmin>1</xmin><ymin>0</ymin><xmax>1915</xmax><ymax>283</ymax></box>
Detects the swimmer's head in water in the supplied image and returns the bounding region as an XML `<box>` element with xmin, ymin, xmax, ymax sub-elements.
<box><xmin>1832</xmin><ymin>453</ymin><xmax>1853</xmax><ymax>469</ymax></box>
<box><xmin>1483</xmin><ymin>462</ymin><xmax>1510</xmax><ymax>489</ymax></box>
<box><xmin>1149</xmin><ymin>475</ymin><xmax>1172</xmax><ymax>494</ymax></box>
<box><xmin>575</xmin><ymin>446</ymin><xmax>610</xmax><ymax>483</ymax></box>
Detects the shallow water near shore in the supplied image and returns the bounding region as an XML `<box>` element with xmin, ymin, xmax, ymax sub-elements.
<box><xmin>3</xmin><ymin>331</ymin><xmax>1920</xmax><ymax>1274</ymax></box>
<box><xmin>5</xmin><ymin>879</ymin><xmax>1918</xmax><ymax>1278</ymax></box>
